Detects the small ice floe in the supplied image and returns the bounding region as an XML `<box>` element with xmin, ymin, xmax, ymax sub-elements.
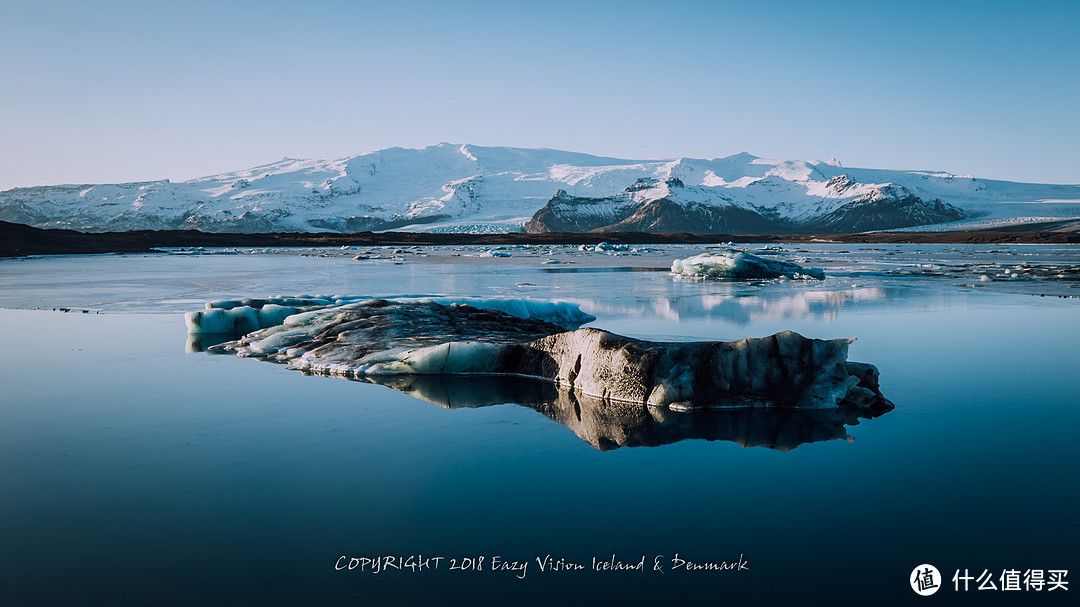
<box><xmin>578</xmin><ymin>242</ymin><xmax>631</xmax><ymax>253</ymax></box>
<box><xmin>594</xmin><ymin>242</ymin><xmax>630</xmax><ymax>252</ymax></box>
<box><xmin>480</xmin><ymin>250</ymin><xmax>512</xmax><ymax>257</ymax></box>
<box><xmin>752</xmin><ymin>244</ymin><xmax>784</xmax><ymax>255</ymax></box>
<box><xmin>193</xmin><ymin>298</ymin><xmax>890</xmax><ymax>412</ymax></box>
<box><xmin>671</xmin><ymin>251</ymin><xmax>825</xmax><ymax>280</ymax></box>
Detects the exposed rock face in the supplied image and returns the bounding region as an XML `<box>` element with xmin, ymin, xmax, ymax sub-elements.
<box><xmin>800</xmin><ymin>185</ymin><xmax>967</xmax><ymax>233</ymax></box>
<box><xmin>599</xmin><ymin>198</ymin><xmax>778</xmax><ymax>233</ymax></box>
<box><xmin>207</xmin><ymin>299</ymin><xmax>890</xmax><ymax>411</ymax></box>
<box><xmin>526</xmin><ymin>181</ymin><xmax>968</xmax><ymax>235</ymax></box>
<box><xmin>525</xmin><ymin>180</ymin><xmax>782</xmax><ymax>234</ymax></box>
<box><xmin>524</xmin><ymin>190</ymin><xmax>639</xmax><ymax>233</ymax></box>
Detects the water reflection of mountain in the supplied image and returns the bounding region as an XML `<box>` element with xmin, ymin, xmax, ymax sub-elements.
<box><xmin>361</xmin><ymin>375</ymin><xmax>892</xmax><ymax>452</ymax></box>
<box><xmin>567</xmin><ymin>287</ymin><xmax>891</xmax><ymax>325</ymax></box>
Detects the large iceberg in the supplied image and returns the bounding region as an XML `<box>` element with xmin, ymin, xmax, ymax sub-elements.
<box><xmin>671</xmin><ymin>251</ymin><xmax>825</xmax><ymax>280</ymax></box>
<box><xmin>198</xmin><ymin>298</ymin><xmax>889</xmax><ymax>411</ymax></box>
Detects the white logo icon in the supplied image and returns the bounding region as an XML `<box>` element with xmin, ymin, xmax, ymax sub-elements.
<box><xmin>911</xmin><ymin>564</ymin><xmax>942</xmax><ymax>596</ymax></box>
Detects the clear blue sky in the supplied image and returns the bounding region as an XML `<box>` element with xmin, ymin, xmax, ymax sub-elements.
<box><xmin>1</xmin><ymin>0</ymin><xmax>1077</xmax><ymax>190</ymax></box>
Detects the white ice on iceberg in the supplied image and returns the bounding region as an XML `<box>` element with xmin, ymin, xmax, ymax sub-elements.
<box><xmin>183</xmin><ymin>305</ymin><xmax>298</xmax><ymax>334</ymax></box>
<box><xmin>411</xmin><ymin>297</ymin><xmax>593</xmax><ymax>328</ymax></box>
<box><xmin>184</xmin><ymin>295</ymin><xmax>595</xmax><ymax>335</ymax></box>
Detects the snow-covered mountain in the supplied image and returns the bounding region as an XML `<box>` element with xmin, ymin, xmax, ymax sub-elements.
<box><xmin>2</xmin><ymin>143</ymin><xmax>1078</xmax><ymax>234</ymax></box>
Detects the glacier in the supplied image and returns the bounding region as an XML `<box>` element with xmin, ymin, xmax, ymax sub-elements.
<box><xmin>195</xmin><ymin>297</ymin><xmax>892</xmax><ymax>411</ymax></box>
<box><xmin>2</xmin><ymin>143</ymin><xmax>1077</xmax><ymax>234</ymax></box>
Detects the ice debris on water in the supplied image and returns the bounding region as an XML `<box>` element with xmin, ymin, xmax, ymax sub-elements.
<box><xmin>671</xmin><ymin>251</ymin><xmax>825</xmax><ymax>280</ymax></box>
<box><xmin>578</xmin><ymin>242</ymin><xmax>632</xmax><ymax>253</ymax></box>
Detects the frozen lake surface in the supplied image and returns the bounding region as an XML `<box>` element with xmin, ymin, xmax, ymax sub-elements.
<box><xmin>1</xmin><ymin>243</ymin><xmax>1078</xmax><ymax>605</ymax></box>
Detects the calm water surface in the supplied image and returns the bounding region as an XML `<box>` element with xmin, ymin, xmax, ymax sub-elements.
<box><xmin>1</xmin><ymin>246</ymin><xmax>1077</xmax><ymax>605</ymax></box>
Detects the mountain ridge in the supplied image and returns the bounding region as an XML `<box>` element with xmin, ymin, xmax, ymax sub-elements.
<box><xmin>2</xmin><ymin>143</ymin><xmax>1078</xmax><ymax>234</ymax></box>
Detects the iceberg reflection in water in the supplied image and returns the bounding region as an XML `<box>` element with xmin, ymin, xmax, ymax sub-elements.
<box><xmin>188</xmin><ymin>296</ymin><xmax>895</xmax><ymax>449</ymax></box>
<box><xmin>357</xmin><ymin>374</ymin><xmax>893</xmax><ymax>451</ymax></box>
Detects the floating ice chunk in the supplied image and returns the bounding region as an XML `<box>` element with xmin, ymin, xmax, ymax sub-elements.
<box><xmin>592</xmin><ymin>242</ymin><xmax>631</xmax><ymax>252</ymax></box>
<box><xmin>479</xmin><ymin>250</ymin><xmax>512</xmax><ymax>257</ymax></box>
<box><xmin>671</xmin><ymin>251</ymin><xmax>825</xmax><ymax>280</ymax></box>
<box><xmin>577</xmin><ymin>242</ymin><xmax>630</xmax><ymax>252</ymax></box>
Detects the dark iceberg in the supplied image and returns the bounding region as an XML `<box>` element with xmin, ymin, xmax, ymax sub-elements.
<box><xmin>203</xmin><ymin>298</ymin><xmax>891</xmax><ymax>411</ymax></box>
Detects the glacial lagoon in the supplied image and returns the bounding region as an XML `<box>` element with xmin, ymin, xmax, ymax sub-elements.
<box><xmin>1</xmin><ymin>243</ymin><xmax>1077</xmax><ymax>605</ymax></box>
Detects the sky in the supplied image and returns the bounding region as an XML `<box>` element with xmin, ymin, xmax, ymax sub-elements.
<box><xmin>1</xmin><ymin>0</ymin><xmax>1078</xmax><ymax>191</ymax></box>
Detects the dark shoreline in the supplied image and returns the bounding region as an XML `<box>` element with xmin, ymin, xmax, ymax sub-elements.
<box><xmin>2</xmin><ymin>219</ymin><xmax>1078</xmax><ymax>257</ymax></box>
